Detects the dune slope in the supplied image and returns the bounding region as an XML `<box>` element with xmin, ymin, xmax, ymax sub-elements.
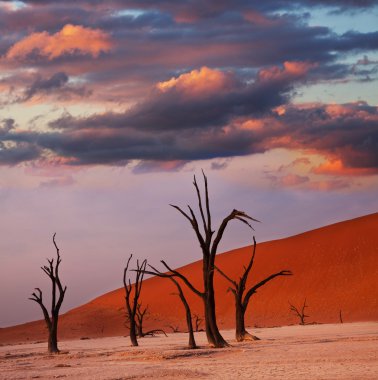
<box><xmin>1</xmin><ymin>213</ymin><xmax>377</xmax><ymax>344</ymax></box>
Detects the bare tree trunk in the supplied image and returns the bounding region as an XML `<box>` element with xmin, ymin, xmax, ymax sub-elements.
<box><xmin>48</xmin><ymin>319</ymin><xmax>59</xmax><ymax>353</ymax></box>
<box><xmin>204</xmin><ymin>275</ymin><xmax>228</xmax><ymax>347</ymax></box>
<box><xmin>234</xmin><ymin>300</ymin><xmax>259</xmax><ymax>342</ymax></box>
<box><xmin>183</xmin><ymin>291</ymin><xmax>196</xmax><ymax>349</ymax></box>
<box><xmin>129</xmin><ymin>318</ymin><xmax>138</xmax><ymax>346</ymax></box>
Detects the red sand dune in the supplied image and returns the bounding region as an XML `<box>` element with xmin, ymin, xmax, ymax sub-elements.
<box><xmin>1</xmin><ymin>213</ymin><xmax>377</xmax><ymax>344</ymax></box>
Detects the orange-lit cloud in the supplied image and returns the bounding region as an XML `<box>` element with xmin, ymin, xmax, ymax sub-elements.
<box><xmin>313</xmin><ymin>159</ymin><xmax>378</xmax><ymax>176</ymax></box>
<box><xmin>258</xmin><ymin>61</ymin><xmax>316</xmax><ymax>82</ymax></box>
<box><xmin>156</xmin><ymin>66</ymin><xmax>234</xmax><ymax>97</ymax></box>
<box><xmin>5</xmin><ymin>24</ymin><xmax>112</xmax><ymax>61</ymax></box>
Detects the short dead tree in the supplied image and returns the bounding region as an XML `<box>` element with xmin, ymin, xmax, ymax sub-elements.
<box><xmin>169</xmin><ymin>325</ymin><xmax>181</xmax><ymax>333</ymax></box>
<box><xmin>135</xmin><ymin>303</ymin><xmax>148</xmax><ymax>338</ymax></box>
<box><xmin>133</xmin><ymin>303</ymin><xmax>167</xmax><ymax>338</ymax></box>
<box><xmin>215</xmin><ymin>237</ymin><xmax>292</xmax><ymax>342</ymax></box>
<box><xmin>29</xmin><ymin>233</ymin><xmax>67</xmax><ymax>354</ymax></box>
<box><xmin>192</xmin><ymin>314</ymin><xmax>204</xmax><ymax>332</ymax></box>
<box><xmin>123</xmin><ymin>254</ymin><xmax>147</xmax><ymax>346</ymax></box>
<box><xmin>144</xmin><ymin>264</ymin><xmax>197</xmax><ymax>349</ymax></box>
<box><xmin>289</xmin><ymin>299</ymin><xmax>309</xmax><ymax>325</ymax></box>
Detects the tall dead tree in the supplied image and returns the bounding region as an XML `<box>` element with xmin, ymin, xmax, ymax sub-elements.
<box><xmin>215</xmin><ymin>236</ymin><xmax>292</xmax><ymax>341</ymax></box>
<box><xmin>169</xmin><ymin>171</ymin><xmax>259</xmax><ymax>347</ymax></box>
<box><xmin>29</xmin><ymin>233</ymin><xmax>67</xmax><ymax>354</ymax></box>
<box><xmin>123</xmin><ymin>254</ymin><xmax>147</xmax><ymax>346</ymax></box>
<box><xmin>144</xmin><ymin>264</ymin><xmax>197</xmax><ymax>349</ymax></box>
<box><xmin>289</xmin><ymin>299</ymin><xmax>309</xmax><ymax>325</ymax></box>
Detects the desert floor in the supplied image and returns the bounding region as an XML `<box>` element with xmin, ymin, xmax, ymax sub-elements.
<box><xmin>0</xmin><ymin>322</ymin><xmax>377</xmax><ymax>379</ymax></box>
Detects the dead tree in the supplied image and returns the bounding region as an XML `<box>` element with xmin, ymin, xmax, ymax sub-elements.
<box><xmin>135</xmin><ymin>303</ymin><xmax>148</xmax><ymax>338</ymax></box>
<box><xmin>134</xmin><ymin>303</ymin><xmax>167</xmax><ymax>338</ymax></box>
<box><xmin>169</xmin><ymin>325</ymin><xmax>181</xmax><ymax>333</ymax></box>
<box><xmin>144</xmin><ymin>264</ymin><xmax>197</xmax><ymax>349</ymax></box>
<box><xmin>169</xmin><ymin>171</ymin><xmax>259</xmax><ymax>347</ymax></box>
<box><xmin>29</xmin><ymin>233</ymin><xmax>67</xmax><ymax>354</ymax></box>
<box><xmin>215</xmin><ymin>236</ymin><xmax>292</xmax><ymax>341</ymax></box>
<box><xmin>289</xmin><ymin>299</ymin><xmax>309</xmax><ymax>325</ymax></box>
<box><xmin>123</xmin><ymin>254</ymin><xmax>147</xmax><ymax>346</ymax></box>
<box><xmin>192</xmin><ymin>314</ymin><xmax>204</xmax><ymax>332</ymax></box>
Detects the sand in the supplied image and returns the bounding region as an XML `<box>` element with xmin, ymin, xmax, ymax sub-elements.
<box><xmin>1</xmin><ymin>322</ymin><xmax>377</xmax><ymax>379</ymax></box>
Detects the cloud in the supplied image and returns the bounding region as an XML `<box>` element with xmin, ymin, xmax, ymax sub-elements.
<box><xmin>156</xmin><ymin>66</ymin><xmax>236</xmax><ymax>98</ymax></box>
<box><xmin>5</xmin><ymin>24</ymin><xmax>112</xmax><ymax>61</ymax></box>
<box><xmin>277</xmin><ymin>173</ymin><xmax>310</xmax><ymax>187</ymax></box>
<box><xmin>23</xmin><ymin>72</ymin><xmax>90</xmax><ymax>102</ymax></box>
<box><xmin>0</xmin><ymin>141</ymin><xmax>41</xmax><ymax>165</ymax></box>
<box><xmin>0</xmin><ymin>2</ymin><xmax>376</xmax><ymax>175</ymax></box>
<box><xmin>1</xmin><ymin>62</ymin><xmax>376</xmax><ymax>175</ymax></box>
<box><xmin>132</xmin><ymin>160</ymin><xmax>188</xmax><ymax>174</ymax></box>
<box><xmin>211</xmin><ymin>159</ymin><xmax>230</xmax><ymax>170</ymax></box>
<box><xmin>53</xmin><ymin>63</ymin><xmax>311</xmax><ymax>134</ymax></box>
<box><xmin>0</xmin><ymin>119</ymin><xmax>16</xmax><ymax>134</ymax></box>
<box><xmin>262</xmin><ymin>102</ymin><xmax>378</xmax><ymax>175</ymax></box>
<box><xmin>39</xmin><ymin>175</ymin><xmax>75</xmax><ymax>187</ymax></box>
<box><xmin>24</xmin><ymin>72</ymin><xmax>68</xmax><ymax>100</ymax></box>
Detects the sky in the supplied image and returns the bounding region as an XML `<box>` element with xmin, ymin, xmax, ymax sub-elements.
<box><xmin>0</xmin><ymin>0</ymin><xmax>377</xmax><ymax>327</ymax></box>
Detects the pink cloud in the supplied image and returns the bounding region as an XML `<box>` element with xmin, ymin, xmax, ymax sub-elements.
<box><xmin>279</xmin><ymin>174</ymin><xmax>310</xmax><ymax>187</ymax></box>
<box><xmin>156</xmin><ymin>66</ymin><xmax>236</xmax><ymax>98</ymax></box>
<box><xmin>258</xmin><ymin>61</ymin><xmax>316</xmax><ymax>82</ymax></box>
<box><xmin>5</xmin><ymin>24</ymin><xmax>112</xmax><ymax>61</ymax></box>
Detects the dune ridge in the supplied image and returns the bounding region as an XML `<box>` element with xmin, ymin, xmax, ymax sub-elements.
<box><xmin>1</xmin><ymin>212</ymin><xmax>377</xmax><ymax>344</ymax></box>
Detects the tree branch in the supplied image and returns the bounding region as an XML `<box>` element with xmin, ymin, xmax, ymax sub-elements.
<box><xmin>214</xmin><ymin>265</ymin><xmax>237</xmax><ymax>287</ymax></box>
<box><xmin>160</xmin><ymin>260</ymin><xmax>204</xmax><ymax>298</ymax></box>
<box><xmin>211</xmin><ymin>209</ymin><xmax>260</xmax><ymax>259</ymax></box>
<box><xmin>243</xmin><ymin>270</ymin><xmax>292</xmax><ymax>310</ymax></box>
<box><xmin>202</xmin><ymin>170</ymin><xmax>212</xmax><ymax>238</ymax></box>
<box><xmin>193</xmin><ymin>174</ymin><xmax>208</xmax><ymax>235</ymax></box>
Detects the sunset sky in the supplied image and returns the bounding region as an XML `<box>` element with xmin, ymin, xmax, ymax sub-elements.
<box><xmin>0</xmin><ymin>0</ymin><xmax>377</xmax><ymax>327</ymax></box>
